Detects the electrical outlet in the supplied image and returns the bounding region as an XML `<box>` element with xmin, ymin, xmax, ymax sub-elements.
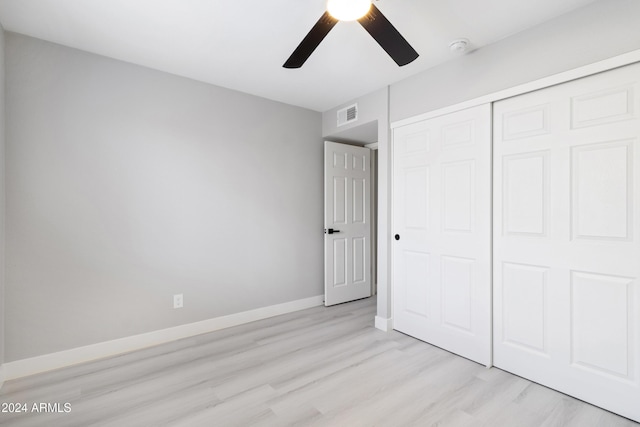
<box><xmin>173</xmin><ymin>294</ymin><xmax>183</xmax><ymax>309</ymax></box>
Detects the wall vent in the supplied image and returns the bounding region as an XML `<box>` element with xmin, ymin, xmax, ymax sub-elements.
<box><xmin>337</xmin><ymin>103</ymin><xmax>358</xmax><ymax>127</ymax></box>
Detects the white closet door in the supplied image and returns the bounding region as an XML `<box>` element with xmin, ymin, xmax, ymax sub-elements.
<box><xmin>393</xmin><ymin>104</ymin><xmax>492</xmax><ymax>366</ymax></box>
<box><xmin>493</xmin><ymin>62</ymin><xmax>640</xmax><ymax>422</ymax></box>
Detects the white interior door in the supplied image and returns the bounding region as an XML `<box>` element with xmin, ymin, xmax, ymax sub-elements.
<box><xmin>324</xmin><ymin>141</ymin><xmax>371</xmax><ymax>306</ymax></box>
<box><xmin>392</xmin><ymin>104</ymin><xmax>492</xmax><ymax>366</ymax></box>
<box><xmin>493</xmin><ymin>62</ymin><xmax>640</xmax><ymax>422</ymax></box>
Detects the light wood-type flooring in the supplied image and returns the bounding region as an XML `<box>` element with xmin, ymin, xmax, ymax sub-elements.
<box><xmin>1</xmin><ymin>297</ymin><xmax>638</xmax><ymax>426</ymax></box>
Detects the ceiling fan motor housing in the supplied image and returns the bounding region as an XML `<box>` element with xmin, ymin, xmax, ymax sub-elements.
<box><xmin>327</xmin><ymin>0</ymin><xmax>372</xmax><ymax>21</ymax></box>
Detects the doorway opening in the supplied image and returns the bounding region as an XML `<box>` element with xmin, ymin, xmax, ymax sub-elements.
<box><xmin>324</xmin><ymin>120</ymin><xmax>379</xmax><ymax>298</ymax></box>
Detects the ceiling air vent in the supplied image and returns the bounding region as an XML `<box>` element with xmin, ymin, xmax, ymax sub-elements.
<box><xmin>337</xmin><ymin>103</ymin><xmax>358</xmax><ymax>127</ymax></box>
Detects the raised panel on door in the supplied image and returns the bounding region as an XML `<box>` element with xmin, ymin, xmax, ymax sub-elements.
<box><xmin>501</xmin><ymin>262</ymin><xmax>549</xmax><ymax>355</ymax></box>
<box><xmin>402</xmin><ymin>250</ymin><xmax>431</xmax><ymax>319</ymax></box>
<box><xmin>393</xmin><ymin>104</ymin><xmax>492</xmax><ymax>366</ymax></box>
<box><xmin>324</xmin><ymin>141</ymin><xmax>371</xmax><ymax>306</ymax></box>
<box><xmin>332</xmin><ymin>238</ymin><xmax>347</xmax><ymax>287</ymax></box>
<box><xmin>502</xmin><ymin>151</ymin><xmax>549</xmax><ymax>237</ymax></box>
<box><xmin>570</xmin><ymin>271</ymin><xmax>634</xmax><ymax>380</ymax></box>
<box><xmin>333</xmin><ymin>176</ymin><xmax>347</xmax><ymax>226</ymax></box>
<box><xmin>571</xmin><ymin>141</ymin><xmax>633</xmax><ymax>241</ymax></box>
<box><xmin>493</xmin><ymin>61</ymin><xmax>640</xmax><ymax>423</ymax></box>
<box><xmin>571</xmin><ymin>85</ymin><xmax>635</xmax><ymax>129</ymax></box>
<box><xmin>442</xmin><ymin>160</ymin><xmax>474</xmax><ymax>233</ymax></box>
<box><xmin>441</xmin><ymin>256</ymin><xmax>474</xmax><ymax>333</ymax></box>
<box><xmin>404</xmin><ymin>166</ymin><xmax>429</xmax><ymax>230</ymax></box>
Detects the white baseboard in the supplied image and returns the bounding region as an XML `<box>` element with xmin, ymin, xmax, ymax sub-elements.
<box><xmin>4</xmin><ymin>295</ymin><xmax>324</xmax><ymax>381</ymax></box>
<box><xmin>375</xmin><ymin>316</ymin><xmax>392</xmax><ymax>332</ymax></box>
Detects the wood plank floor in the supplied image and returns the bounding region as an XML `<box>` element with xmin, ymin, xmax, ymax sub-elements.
<box><xmin>0</xmin><ymin>297</ymin><xmax>638</xmax><ymax>427</ymax></box>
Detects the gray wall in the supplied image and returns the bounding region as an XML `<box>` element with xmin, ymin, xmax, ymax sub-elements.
<box><xmin>0</xmin><ymin>26</ymin><xmax>6</xmax><ymax>367</ymax></box>
<box><xmin>391</xmin><ymin>0</ymin><xmax>640</xmax><ymax>122</ymax></box>
<box><xmin>5</xmin><ymin>33</ymin><xmax>323</xmax><ymax>362</ymax></box>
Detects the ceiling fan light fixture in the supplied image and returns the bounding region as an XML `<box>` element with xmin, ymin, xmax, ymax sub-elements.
<box><xmin>283</xmin><ymin>2</ymin><xmax>418</xmax><ymax>69</ymax></box>
<box><xmin>327</xmin><ymin>0</ymin><xmax>371</xmax><ymax>21</ymax></box>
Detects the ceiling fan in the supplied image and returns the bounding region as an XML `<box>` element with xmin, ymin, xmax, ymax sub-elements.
<box><xmin>283</xmin><ymin>0</ymin><xmax>419</xmax><ymax>68</ymax></box>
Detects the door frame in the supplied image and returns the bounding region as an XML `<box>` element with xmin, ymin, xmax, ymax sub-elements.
<box><xmin>365</xmin><ymin>142</ymin><xmax>378</xmax><ymax>296</ymax></box>
<box><xmin>323</xmin><ymin>141</ymin><xmax>372</xmax><ymax>306</ymax></box>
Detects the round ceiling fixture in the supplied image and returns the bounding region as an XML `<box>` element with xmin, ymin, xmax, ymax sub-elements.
<box><xmin>449</xmin><ymin>38</ymin><xmax>470</xmax><ymax>54</ymax></box>
<box><xmin>327</xmin><ymin>0</ymin><xmax>372</xmax><ymax>21</ymax></box>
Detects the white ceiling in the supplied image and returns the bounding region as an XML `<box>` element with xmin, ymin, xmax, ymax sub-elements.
<box><xmin>0</xmin><ymin>0</ymin><xmax>598</xmax><ymax>112</ymax></box>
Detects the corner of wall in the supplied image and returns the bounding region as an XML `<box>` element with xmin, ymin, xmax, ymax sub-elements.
<box><xmin>374</xmin><ymin>315</ymin><xmax>392</xmax><ymax>332</ymax></box>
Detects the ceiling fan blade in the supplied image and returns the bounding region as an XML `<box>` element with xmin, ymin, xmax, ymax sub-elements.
<box><xmin>357</xmin><ymin>4</ymin><xmax>418</xmax><ymax>66</ymax></box>
<box><xmin>283</xmin><ymin>12</ymin><xmax>339</xmax><ymax>68</ymax></box>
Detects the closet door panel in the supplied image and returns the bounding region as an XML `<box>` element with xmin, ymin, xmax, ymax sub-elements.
<box><xmin>393</xmin><ymin>104</ymin><xmax>492</xmax><ymax>366</ymax></box>
<box><xmin>493</xmin><ymin>61</ymin><xmax>640</xmax><ymax>423</ymax></box>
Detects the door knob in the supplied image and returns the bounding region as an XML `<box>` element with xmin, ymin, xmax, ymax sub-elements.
<box><xmin>325</xmin><ymin>228</ymin><xmax>341</xmax><ymax>234</ymax></box>
<box><xmin>395</xmin><ymin>234</ymin><xmax>400</xmax><ymax>240</ymax></box>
